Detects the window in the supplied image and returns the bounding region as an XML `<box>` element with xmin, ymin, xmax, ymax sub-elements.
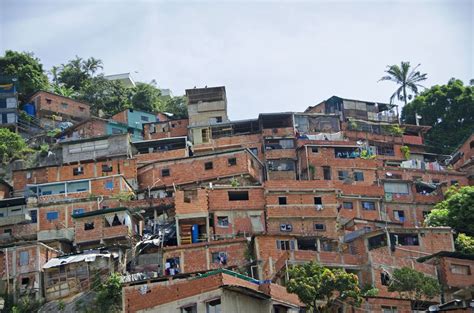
<box><xmin>46</xmin><ymin>211</ymin><xmax>58</xmax><ymax>221</ymax></box>
<box><xmin>314</xmin><ymin>197</ymin><xmax>322</xmax><ymax>205</ymax></box>
<box><xmin>323</xmin><ymin>166</ymin><xmax>331</xmax><ymax>180</ymax></box>
<box><xmin>73</xmin><ymin>208</ymin><xmax>85</xmax><ymax>215</ymax></box>
<box><xmin>384</xmin><ymin>182</ymin><xmax>409</xmax><ymax>195</ymax></box>
<box><xmin>204</xmin><ymin>162</ymin><xmax>213</xmax><ymax>170</ymax></box>
<box><xmin>181</xmin><ymin>305</ymin><xmax>197</xmax><ymax>313</ymax></box>
<box><xmin>451</xmin><ymin>264</ymin><xmax>471</xmax><ymax>275</ymax></box>
<box><xmin>217</xmin><ymin>216</ymin><xmax>229</xmax><ymax>227</ymax></box>
<box><xmin>297</xmin><ymin>238</ymin><xmax>318</xmax><ymax>251</ymax></box>
<box><xmin>422</xmin><ymin>211</ymin><xmax>430</xmax><ymax>219</ymax></box>
<box><xmin>19</xmin><ymin>251</ymin><xmax>29</xmax><ymax>266</ymax></box>
<box><xmin>249</xmin><ymin>147</ymin><xmax>258</xmax><ymax>156</ymax></box>
<box><xmin>280</xmin><ymin>223</ymin><xmax>292</xmax><ymax>232</ymax></box>
<box><xmin>227</xmin><ymin>158</ymin><xmax>237</xmax><ymax>166</ymax></box>
<box><xmin>276</xmin><ymin>240</ymin><xmax>295</xmax><ymax>250</ymax></box>
<box><xmin>362</xmin><ymin>201</ymin><xmax>376</xmax><ymax>210</ymax></box>
<box><xmin>211</xmin><ymin>252</ymin><xmax>227</xmax><ymax>264</ymax></box>
<box><xmin>84</xmin><ymin>222</ymin><xmax>94</xmax><ymax>230</ymax></box>
<box><xmin>29</xmin><ymin>210</ymin><xmax>37</xmax><ymax>223</ymax></box>
<box><xmin>161</xmin><ymin>169</ymin><xmax>170</xmax><ymax>177</ymax></box>
<box><xmin>377</xmin><ymin>145</ymin><xmax>395</xmax><ymax>156</ymax></box>
<box><xmin>338</xmin><ymin>171</ymin><xmax>349</xmax><ymax>180</ymax></box>
<box><xmin>394</xmin><ymin>210</ymin><xmax>405</xmax><ymax>222</ymax></box>
<box><xmin>141</xmin><ymin>115</ymin><xmax>149</xmax><ymax>122</ymax></box>
<box><xmin>311</xmin><ymin>147</ymin><xmax>319</xmax><ymax>153</ymax></box>
<box><xmin>353</xmin><ymin>171</ymin><xmax>364</xmax><ymax>181</ymax></box>
<box><xmin>21</xmin><ymin>277</ymin><xmax>30</xmax><ymax>285</ymax></box>
<box><xmin>451</xmin><ymin>180</ymin><xmax>458</xmax><ymax>186</ymax></box>
<box><xmin>46</xmin><ymin>98</ymin><xmax>52</xmax><ymax>104</ymax></box>
<box><xmin>335</xmin><ymin>147</ymin><xmax>359</xmax><ymax>159</ymax></box>
<box><xmin>111</xmin><ymin>127</ymin><xmax>123</xmax><ymax>134</ymax></box>
<box><xmin>73</xmin><ymin>166</ymin><xmax>84</xmax><ymax>176</ymax></box>
<box><xmin>314</xmin><ymin>223</ymin><xmax>326</xmax><ymax>231</ymax></box>
<box><xmin>382</xmin><ymin>306</ymin><xmax>397</xmax><ymax>313</ymax></box>
<box><xmin>26</xmin><ymin>171</ymin><xmax>32</xmax><ymax>179</ymax></box>
<box><xmin>102</xmin><ymin>164</ymin><xmax>113</xmax><ymax>172</ymax></box>
<box><xmin>278</xmin><ymin>196</ymin><xmax>287</xmax><ymax>205</ymax></box>
<box><xmin>206</xmin><ymin>299</ymin><xmax>221</xmax><ymax>313</ymax></box>
<box><xmin>79</xmin><ymin>106</ymin><xmax>85</xmax><ymax>112</ymax></box>
<box><xmin>265</xmin><ymin>139</ymin><xmax>295</xmax><ymax>150</ymax></box>
<box><xmin>381</xmin><ymin>272</ymin><xmax>390</xmax><ymax>286</ymax></box>
<box><xmin>228</xmin><ymin>191</ymin><xmax>249</xmax><ymax>201</ymax></box>
<box><xmin>104</xmin><ymin>180</ymin><xmax>113</xmax><ymax>190</ymax></box>
<box><xmin>4</xmin><ymin>229</ymin><xmax>12</xmax><ymax>235</ymax></box>
<box><xmin>343</xmin><ymin>202</ymin><xmax>353</xmax><ymax>210</ymax></box>
<box><xmin>61</xmin><ymin>102</ymin><xmax>68</xmax><ymax>109</ymax></box>
<box><xmin>390</xmin><ymin>233</ymin><xmax>419</xmax><ymax>246</ymax></box>
<box><xmin>201</xmin><ymin>128</ymin><xmax>210</xmax><ymax>143</ymax></box>
<box><xmin>368</xmin><ymin>234</ymin><xmax>387</xmax><ymax>250</ymax></box>
<box><xmin>267</xmin><ymin>160</ymin><xmax>295</xmax><ymax>171</ymax></box>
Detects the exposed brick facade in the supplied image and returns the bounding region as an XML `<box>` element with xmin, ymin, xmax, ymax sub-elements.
<box><xmin>28</xmin><ymin>91</ymin><xmax>90</xmax><ymax>121</ymax></box>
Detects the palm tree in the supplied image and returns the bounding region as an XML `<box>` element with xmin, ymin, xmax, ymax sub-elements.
<box><xmin>379</xmin><ymin>61</ymin><xmax>427</xmax><ymax>105</ymax></box>
<box><xmin>83</xmin><ymin>57</ymin><xmax>103</xmax><ymax>76</ymax></box>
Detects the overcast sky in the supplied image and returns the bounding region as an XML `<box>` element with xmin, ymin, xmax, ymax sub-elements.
<box><xmin>1</xmin><ymin>0</ymin><xmax>472</xmax><ymax>120</ymax></box>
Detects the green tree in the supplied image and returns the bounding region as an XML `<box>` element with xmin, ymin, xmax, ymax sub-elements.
<box><xmin>286</xmin><ymin>262</ymin><xmax>363</xmax><ymax>312</ymax></box>
<box><xmin>51</xmin><ymin>83</ymin><xmax>76</xmax><ymax>97</ymax></box>
<box><xmin>402</xmin><ymin>78</ymin><xmax>474</xmax><ymax>154</ymax></box>
<box><xmin>0</xmin><ymin>50</ymin><xmax>49</xmax><ymax>102</ymax></box>
<box><xmin>379</xmin><ymin>61</ymin><xmax>427</xmax><ymax>106</ymax></box>
<box><xmin>0</xmin><ymin>128</ymin><xmax>30</xmax><ymax>164</ymax></box>
<box><xmin>57</xmin><ymin>56</ymin><xmax>103</xmax><ymax>91</ymax></box>
<box><xmin>163</xmin><ymin>95</ymin><xmax>188</xmax><ymax>119</ymax></box>
<box><xmin>131</xmin><ymin>81</ymin><xmax>165</xmax><ymax>112</ymax></box>
<box><xmin>455</xmin><ymin>233</ymin><xmax>474</xmax><ymax>254</ymax></box>
<box><xmin>94</xmin><ymin>273</ymin><xmax>122</xmax><ymax>313</ymax></box>
<box><xmin>426</xmin><ymin>186</ymin><xmax>474</xmax><ymax>236</ymax></box>
<box><xmin>76</xmin><ymin>76</ymin><xmax>133</xmax><ymax>116</ymax></box>
<box><xmin>388</xmin><ymin>267</ymin><xmax>440</xmax><ymax>302</ymax></box>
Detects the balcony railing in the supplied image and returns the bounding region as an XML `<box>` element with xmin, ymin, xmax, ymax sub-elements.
<box><xmin>0</xmin><ymin>213</ymin><xmax>31</xmax><ymax>227</ymax></box>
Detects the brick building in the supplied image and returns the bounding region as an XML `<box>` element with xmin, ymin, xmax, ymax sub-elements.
<box><xmin>26</xmin><ymin>91</ymin><xmax>91</xmax><ymax>128</ymax></box>
<box><xmin>1</xmin><ymin>86</ymin><xmax>472</xmax><ymax>310</ymax></box>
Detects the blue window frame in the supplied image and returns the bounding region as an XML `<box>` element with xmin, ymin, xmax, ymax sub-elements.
<box><xmin>46</xmin><ymin>211</ymin><xmax>58</xmax><ymax>221</ymax></box>
<box><xmin>105</xmin><ymin>180</ymin><xmax>113</xmax><ymax>190</ymax></box>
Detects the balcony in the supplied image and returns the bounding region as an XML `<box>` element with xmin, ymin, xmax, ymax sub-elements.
<box><xmin>403</xmin><ymin>135</ymin><xmax>423</xmax><ymax>145</ymax></box>
<box><xmin>103</xmin><ymin>225</ymin><xmax>130</xmax><ymax>240</ymax></box>
<box><xmin>38</xmin><ymin>228</ymin><xmax>74</xmax><ymax>242</ymax></box>
<box><xmin>0</xmin><ymin>232</ymin><xmax>13</xmax><ymax>244</ymax></box>
<box><xmin>264</xmin><ymin>149</ymin><xmax>296</xmax><ymax>160</ymax></box>
<box><xmin>0</xmin><ymin>213</ymin><xmax>31</xmax><ymax>227</ymax></box>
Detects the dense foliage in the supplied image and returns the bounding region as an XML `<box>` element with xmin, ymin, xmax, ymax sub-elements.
<box><xmin>0</xmin><ymin>50</ymin><xmax>49</xmax><ymax>102</ymax></box>
<box><xmin>425</xmin><ymin>186</ymin><xmax>474</xmax><ymax>236</ymax></box>
<box><xmin>402</xmin><ymin>78</ymin><xmax>474</xmax><ymax>154</ymax></box>
<box><xmin>0</xmin><ymin>128</ymin><xmax>31</xmax><ymax>164</ymax></box>
<box><xmin>455</xmin><ymin>233</ymin><xmax>474</xmax><ymax>254</ymax></box>
<box><xmin>388</xmin><ymin>267</ymin><xmax>440</xmax><ymax>301</ymax></box>
<box><xmin>0</xmin><ymin>51</ymin><xmax>188</xmax><ymax>118</ymax></box>
<box><xmin>286</xmin><ymin>262</ymin><xmax>364</xmax><ymax>312</ymax></box>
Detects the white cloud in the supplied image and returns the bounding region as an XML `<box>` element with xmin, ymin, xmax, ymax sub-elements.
<box><xmin>1</xmin><ymin>0</ymin><xmax>472</xmax><ymax>119</ymax></box>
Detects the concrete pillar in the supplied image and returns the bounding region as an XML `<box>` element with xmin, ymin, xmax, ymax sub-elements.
<box><xmin>176</xmin><ymin>217</ymin><xmax>180</xmax><ymax>245</ymax></box>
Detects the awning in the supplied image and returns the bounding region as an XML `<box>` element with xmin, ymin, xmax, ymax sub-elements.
<box><xmin>43</xmin><ymin>253</ymin><xmax>111</xmax><ymax>269</ymax></box>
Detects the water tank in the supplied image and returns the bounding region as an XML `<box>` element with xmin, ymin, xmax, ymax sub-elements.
<box><xmin>191</xmin><ymin>224</ymin><xmax>199</xmax><ymax>243</ymax></box>
<box><xmin>23</xmin><ymin>103</ymin><xmax>36</xmax><ymax>117</ymax></box>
